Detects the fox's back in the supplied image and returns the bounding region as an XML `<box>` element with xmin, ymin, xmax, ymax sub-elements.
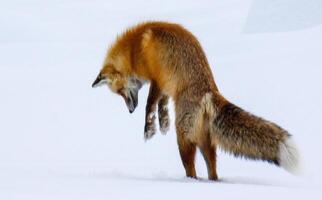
<box><xmin>114</xmin><ymin>22</ymin><xmax>218</xmax><ymax>99</ymax></box>
<box><xmin>146</xmin><ymin>22</ymin><xmax>218</xmax><ymax>98</ymax></box>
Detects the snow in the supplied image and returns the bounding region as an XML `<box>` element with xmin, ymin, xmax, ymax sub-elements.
<box><xmin>244</xmin><ymin>0</ymin><xmax>322</xmax><ymax>32</ymax></box>
<box><xmin>1</xmin><ymin>0</ymin><xmax>322</xmax><ymax>199</ymax></box>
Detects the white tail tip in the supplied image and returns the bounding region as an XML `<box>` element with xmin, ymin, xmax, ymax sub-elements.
<box><xmin>278</xmin><ymin>137</ymin><xmax>300</xmax><ymax>174</ymax></box>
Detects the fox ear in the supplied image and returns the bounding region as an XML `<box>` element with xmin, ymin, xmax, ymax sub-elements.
<box><xmin>92</xmin><ymin>73</ymin><xmax>107</xmax><ymax>88</ymax></box>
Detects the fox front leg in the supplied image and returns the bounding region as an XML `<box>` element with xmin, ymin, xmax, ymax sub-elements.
<box><xmin>158</xmin><ymin>95</ymin><xmax>170</xmax><ymax>134</ymax></box>
<box><xmin>144</xmin><ymin>82</ymin><xmax>161</xmax><ymax>140</ymax></box>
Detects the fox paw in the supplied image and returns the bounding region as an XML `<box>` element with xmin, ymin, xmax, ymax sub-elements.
<box><xmin>159</xmin><ymin>115</ymin><xmax>169</xmax><ymax>134</ymax></box>
<box><xmin>158</xmin><ymin>105</ymin><xmax>169</xmax><ymax>134</ymax></box>
<box><xmin>144</xmin><ymin>112</ymin><xmax>156</xmax><ymax>140</ymax></box>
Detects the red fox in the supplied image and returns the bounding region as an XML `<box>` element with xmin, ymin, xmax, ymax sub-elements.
<box><xmin>92</xmin><ymin>21</ymin><xmax>299</xmax><ymax>180</ymax></box>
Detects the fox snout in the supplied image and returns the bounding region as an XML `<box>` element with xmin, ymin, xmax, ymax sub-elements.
<box><xmin>123</xmin><ymin>89</ymin><xmax>138</xmax><ymax>113</ymax></box>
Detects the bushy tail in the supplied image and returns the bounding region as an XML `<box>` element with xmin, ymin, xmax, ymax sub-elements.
<box><xmin>212</xmin><ymin>102</ymin><xmax>299</xmax><ymax>173</ymax></box>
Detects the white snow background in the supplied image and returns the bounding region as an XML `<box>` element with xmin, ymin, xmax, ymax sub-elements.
<box><xmin>1</xmin><ymin>0</ymin><xmax>322</xmax><ymax>199</ymax></box>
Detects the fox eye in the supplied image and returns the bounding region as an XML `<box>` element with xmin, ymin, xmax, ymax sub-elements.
<box><xmin>117</xmin><ymin>88</ymin><xmax>126</xmax><ymax>99</ymax></box>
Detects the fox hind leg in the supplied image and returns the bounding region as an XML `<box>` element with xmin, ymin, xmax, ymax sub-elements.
<box><xmin>177</xmin><ymin>131</ymin><xmax>197</xmax><ymax>179</ymax></box>
<box><xmin>199</xmin><ymin>137</ymin><xmax>218</xmax><ymax>180</ymax></box>
<box><xmin>175</xmin><ymin>100</ymin><xmax>201</xmax><ymax>179</ymax></box>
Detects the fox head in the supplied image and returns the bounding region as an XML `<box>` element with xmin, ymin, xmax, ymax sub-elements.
<box><xmin>92</xmin><ymin>64</ymin><xmax>143</xmax><ymax>113</ymax></box>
